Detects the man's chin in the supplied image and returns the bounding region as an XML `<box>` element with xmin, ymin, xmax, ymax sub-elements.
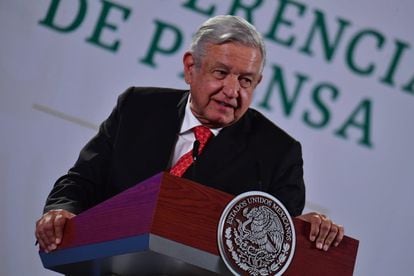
<box><xmin>207</xmin><ymin>117</ymin><xmax>236</xmax><ymax>128</ymax></box>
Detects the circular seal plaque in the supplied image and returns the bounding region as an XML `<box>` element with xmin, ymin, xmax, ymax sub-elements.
<box><xmin>217</xmin><ymin>191</ymin><xmax>296</xmax><ymax>276</ymax></box>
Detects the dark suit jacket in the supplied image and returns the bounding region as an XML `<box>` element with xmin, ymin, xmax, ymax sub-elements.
<box><xmin>45</xmin><ymin>87</ymin><xmax>305</xmax><ymax>216</ymax></box>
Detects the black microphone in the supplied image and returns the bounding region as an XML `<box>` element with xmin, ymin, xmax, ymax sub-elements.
<box><xmin>192</xmin><ymin>140</ymin><xmax>200</xmax><ymax>161</ymax></box>
<box><xmin>191</xmin><ymin>140</ymin><xmax>200</xmax><ymax>179</ymax></box>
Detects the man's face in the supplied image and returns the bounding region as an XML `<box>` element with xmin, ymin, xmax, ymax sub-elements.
<box><xmin>183</xmin><ymin>43</ymin><xmax>263</xmax><ymax>128</ymax></box>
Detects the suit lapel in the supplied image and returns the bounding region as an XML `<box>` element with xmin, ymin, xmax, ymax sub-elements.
<box><xmin>194</xmin><ymin>112</ymin><xmax>252</xmax><ymax>178</ymax></box>
<box><xmin>165</xmin><ymin>91</ymin><xmax>188</xmax><ymax>165</ymax></box>
<box><xmin>145</xmin><ymin>91</ymin><xmax>189</xmax><ymax>171</ymax></box>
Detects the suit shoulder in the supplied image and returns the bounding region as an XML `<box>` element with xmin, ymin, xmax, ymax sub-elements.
<box><xmin>120</xmin><ymin>86</ymin><xmax>187</xmax><ymax>100</ymax></box>
<box><xmin>116</xmin><ymin>86</ymin><xmax>187</xmax><ymax>108</ymax></box>
<box><xmin>246</xmin><ymin>108</ymin><xmax>299</xmax><ymax>145</ymax></box>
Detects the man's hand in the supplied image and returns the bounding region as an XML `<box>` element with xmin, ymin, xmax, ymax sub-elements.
<box><xmin>35</xmin><ymin>209</ymin><xmax>76</xmax><ymax>253</ymax></box>
<box><xmin>297</xmin><ymin>212</ymin><xmax>344</xmax><ymax>251</ymax></box>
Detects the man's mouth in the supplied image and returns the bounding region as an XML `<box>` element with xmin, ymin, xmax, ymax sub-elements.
<box><xmin>216</xmin><ymin>100</ymin><xmax>236</xmax><ymax>109</ymax></box>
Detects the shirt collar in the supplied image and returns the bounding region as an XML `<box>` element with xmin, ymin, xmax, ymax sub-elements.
<box><xmin>179</xmin><ymin>95</ymin><xmax>221</xmax><ymax>136</ymax></box>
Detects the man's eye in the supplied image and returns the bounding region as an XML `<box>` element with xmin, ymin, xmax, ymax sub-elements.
<box><xmin>213</xmin><ymin>70</ymin><xmax>227</xmax><ymax>79</ymax></box>
<box><xmin>239</xmin><ymin>77</ymin><xmax>252</xmax><ymax>88</ymax></box>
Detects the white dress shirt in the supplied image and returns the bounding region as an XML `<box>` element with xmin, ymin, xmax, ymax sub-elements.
<box><xmin>170</xmin><ymin>96</ymin><xmax>220</xmax><ymax>166</ymax></box>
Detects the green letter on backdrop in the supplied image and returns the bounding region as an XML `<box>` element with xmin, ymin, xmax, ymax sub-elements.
<box><xmin>86</xmin><ymin>0</ymin><xmax>131</xmax><ymax>52</ymax></box>
<box><xmin>39</xmin><ymin>0</ymin><xmax>87</xmax><ymax>32</ymax></box>
<box><xmin>335</xmin><ymin>99</ymin><xmax>373</xmax><ymax>148</ymax></box>
<box><xmin>302</xmin><ymin>83</ymin><xmax>340</xmax><ymax>128</ymax></box>
<box><xmin>140</xmin><ymin>20</ymin><xmax>183</xmax><ymax>68</ymax></box>
<box><xmin>258</xmin><ymin>64</ymin><xmax>308</xmax><ymax>115</ymax></box>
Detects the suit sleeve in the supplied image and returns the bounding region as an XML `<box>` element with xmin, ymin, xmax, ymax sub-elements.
<box><xmin>268</xmin><ymin>140</ymin><xmax>306</xmax><ymax>217</ymax></box>
<box><xmin>43</xmin><ymin>88</ymin><xmax>132</xmax><ymax>214</ymax></box>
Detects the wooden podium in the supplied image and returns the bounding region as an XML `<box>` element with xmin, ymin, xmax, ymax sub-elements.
<box><xmin>39</xmin><ymin>172</ymin><xmax>359</xmax><ymax>275</ymax></box>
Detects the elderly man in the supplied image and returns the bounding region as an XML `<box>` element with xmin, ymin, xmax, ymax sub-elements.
<box><xmin>36</xmin><ymin>15</ymin><xmax>344</xmax><ymax>254</ymax></box>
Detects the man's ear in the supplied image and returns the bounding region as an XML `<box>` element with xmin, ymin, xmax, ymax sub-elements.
<box><xmin>183</xmin><ymin>51</ymin><xmax>195</xmax><ymax>84</ymax></box>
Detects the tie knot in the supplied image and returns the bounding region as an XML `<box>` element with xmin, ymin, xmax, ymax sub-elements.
<box><xmin>193</xmin><ymin>125</ymin><xmax>213</xmax><ymax>145</ymax></box>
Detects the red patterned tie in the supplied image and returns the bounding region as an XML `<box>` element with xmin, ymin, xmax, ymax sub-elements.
<box><xmin>170</xmin><ymin>125</ymin><xmax>213</xmax><ymax>177</ymax></box>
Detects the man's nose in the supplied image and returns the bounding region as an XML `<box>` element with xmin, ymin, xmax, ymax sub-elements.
<box><xmin>223</xmin><ymin>75</ymin><xmax>240</xmax><ymax>98</ymax></box>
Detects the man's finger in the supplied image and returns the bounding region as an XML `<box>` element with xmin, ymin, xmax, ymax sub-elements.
<box><xmin>315</xmin><ymin>217</ymin><xmax>332</xmax><ymax>250</ymax></box>
<box><xmin>36</xmin><ymin>215</ymin><xmax>56</xmax><ymax>252</ymax></box>
<box><xmin>35</xmin><ymin>227</ymin><xmax>48</xmax><ymax>252</ymax></box>
<box><xmin>308</xmin><ymin>214</ymin><xmax>322</xmax><ymax>242</ymax></box>
<box><xmin>53</xmin><ymin>213</ymin><xmax>68</xmax><ymax>245</ymax></box>
<box><xmin>43</xmin><ymin>216</ymin><xmax>57</xmax><ymax>247</ymax></box>
<box><xmin>333</xmin><ymin>225</ymin><xmax>345</xmax><ymax>247</ymax></box>
<box><xmin>322</xmin><ymin>224</ymin><xmax>339</xmax><ymax>251</ymax></box>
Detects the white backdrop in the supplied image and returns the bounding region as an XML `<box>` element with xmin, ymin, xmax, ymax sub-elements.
<box><xmin>1</xmin><ymin>1</ymin><xmax>413</xmax><ymax>275</ymax></box>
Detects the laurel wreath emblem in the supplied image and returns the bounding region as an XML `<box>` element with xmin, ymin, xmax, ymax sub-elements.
<box><xmin>225</xmin><ymin>223</ymin><xmax>290</xmax><ymax>276</ymax></box>
<box><xmin>218</xmin><ymin>193</ymin><xmax>295</xmax><ymax>276</ymax></box>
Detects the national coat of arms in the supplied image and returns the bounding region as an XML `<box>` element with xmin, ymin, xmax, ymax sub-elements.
<box><xmin>217</xmin><ymin>191</ymin><xmax>295</xmax><ymax>275</ymax></box>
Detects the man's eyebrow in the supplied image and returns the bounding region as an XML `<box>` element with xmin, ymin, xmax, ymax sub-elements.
<box><xmin>212</xmin><ymin>62</ymin><xmax>257</xmax><ymax>76</ymax></box>
<box><xmin>212</xmin><ymin>62</ymin><xmax>229</xmax><ymax>69</ymax></box>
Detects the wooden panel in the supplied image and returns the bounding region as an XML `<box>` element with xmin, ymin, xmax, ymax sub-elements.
<box><xmin>151</xmin><ymin>173</ymin><xmax>233</xmax><ymax>255</ymax></box>
<box><xmin>153</xmin><ymin>173</ymin><xmax>359</xmax><ymax>275</ymax></box>
<box><xmin>285</xmin><ymin>219</ymin><xmax>359</xmax><ymax>276</ymax></box>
